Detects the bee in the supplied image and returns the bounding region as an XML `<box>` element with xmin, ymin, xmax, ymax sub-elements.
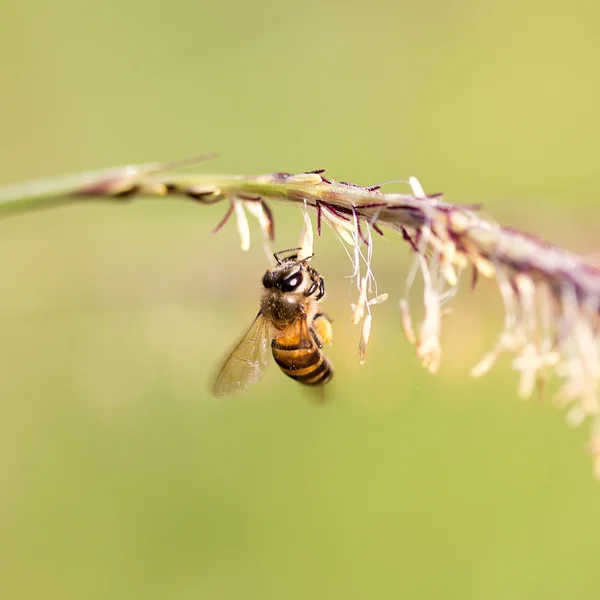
<box><xmin>213</xmin><ymin>248</ymin><xmax>333</xmax><ymax>397</ymax></box>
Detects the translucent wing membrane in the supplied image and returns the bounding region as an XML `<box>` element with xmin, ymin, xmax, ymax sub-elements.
<box><xmin>213</xmin><ymin>313</ymin><xmax>272</xmax><ymax>398</ymax></box>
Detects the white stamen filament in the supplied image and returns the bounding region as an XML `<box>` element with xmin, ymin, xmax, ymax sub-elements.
<box><xmin>352</xmin><ymin>277</ymin><xmax>368</xmax><ymax>325</ymax></box>
<box><xmin>416</xmin><ymin>251</ymin><xmax>442</xmax><ymax>374</ymax></box>
<box><xmin>298</xmin><ymin>203</ymin><xmax>314</xmax><ymax>260</ymax></box>
<box><xmin>399</xmin><ymin>298</ymin><xmax>416</xmax><ymax>344</ymax></box>
<box><xmin>245</xmin><ymin>200</ymin><xmax>274</xmax><ymax>262</ymax></box>
<box><xmin>233</xmin><ymin>199</ymin><xmax>251</xmax><ymax>251</ymax></box>
<box><xmin>408</xmin><ymin>176</ymin><xmax>426</xmax><ymax>198</ymax></box>
<box><xmin>359</xmin><ymin>314</ymin><xmax>372</xmax><ymax>365</ymax></box>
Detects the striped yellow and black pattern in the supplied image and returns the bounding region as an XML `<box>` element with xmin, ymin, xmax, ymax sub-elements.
<box><xmin>271</xmin><ymin>321</ymin><xmax>333</xmax><ymax>386</ymax></box>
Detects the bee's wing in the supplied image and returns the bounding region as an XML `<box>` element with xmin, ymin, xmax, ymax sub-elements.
<box><xmin>212</xmin><ymin>312</ymin><xmax>272</xmax><ymax>398</ymax></box>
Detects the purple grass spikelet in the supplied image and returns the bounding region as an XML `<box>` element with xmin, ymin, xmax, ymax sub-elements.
<box><xmin>4</xmin><ymin>155</ymin><xmax>600</xmax><ymax>475</ymax></box>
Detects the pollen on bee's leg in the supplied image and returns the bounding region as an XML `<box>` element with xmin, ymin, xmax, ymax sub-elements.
<box><xmin>313</xmin><ymin>314</ymin><xmax>333</xmax><ymax>345</ymax></box>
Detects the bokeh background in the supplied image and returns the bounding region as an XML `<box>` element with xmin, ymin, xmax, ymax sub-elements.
<box><xmin>2</xmin><ymin>0</ymin><xmax>600</xmax><ymax>598</ymax></box>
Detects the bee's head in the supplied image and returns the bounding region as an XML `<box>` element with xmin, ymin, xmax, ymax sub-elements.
<box><xmin>262</xmin><ymin>260</ymin><xmax>307</xmax><ymax>293</ymax></box>
<box><xmin>263</xmin><ymin>248</ymin><xmax>323</xmax><ymax>297</ymax></box>
<box><xmin>263</xmin><ymin>248</ymin><xmax>325</xmax><ymax>300</ymax></box>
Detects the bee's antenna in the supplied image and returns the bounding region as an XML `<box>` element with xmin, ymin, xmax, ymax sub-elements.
<box><xmin>273</xmin><ymin>247</ymin><xmax>303</xmax><ymax>264</ymax></box>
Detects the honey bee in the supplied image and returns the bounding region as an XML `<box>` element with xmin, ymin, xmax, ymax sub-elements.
<box><xmin>213</xmin><ymin>248</ymin><xmax>333</xmax><ymax>397</ymax></box>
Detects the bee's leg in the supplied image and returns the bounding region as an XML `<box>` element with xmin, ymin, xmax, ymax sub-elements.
<box><xmin>310</xmin><ymin>328</ymin><xmax>323</xmax><ymax>349</ymax></box>
<box><xmin>306</xmin><ymin>275</ymin><xmax>325</xmax><ymax>299</ymax></box>
<box><xmin>311</xmin><ymin>310</ymin><xmax>333</xmax><ymax>346</ymax></box>
<box><xmin>316</xmin><ymin>276</ymin><xmax>325</xmax><ymax>300</ymax></box>
<box><xmin>305</xmin><ymin>280</ymin><xmax>318</xmax><ymax>297</ymax></box>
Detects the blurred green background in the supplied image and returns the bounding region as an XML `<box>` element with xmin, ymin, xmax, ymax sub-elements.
<box><xmin>2</xmin><ymin>0</ymin><xmax>600</xmax><ymax>598</ymax></box>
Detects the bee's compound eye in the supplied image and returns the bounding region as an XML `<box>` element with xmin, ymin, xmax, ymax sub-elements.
<box><xmin>281</xmin><ymin>273</ymin><xmax>302</xmax><ymax>291</ymax></box>
<box><xmin>263</xmin><ymin>272</ymin><xmax>276</xmax><ymax>288</ymax></box>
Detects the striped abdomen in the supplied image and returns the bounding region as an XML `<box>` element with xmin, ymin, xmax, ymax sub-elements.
<box><xmin>271</xmin><ymin>330</ymin><xmax>333</xmax><ymax>387</ymax></box>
